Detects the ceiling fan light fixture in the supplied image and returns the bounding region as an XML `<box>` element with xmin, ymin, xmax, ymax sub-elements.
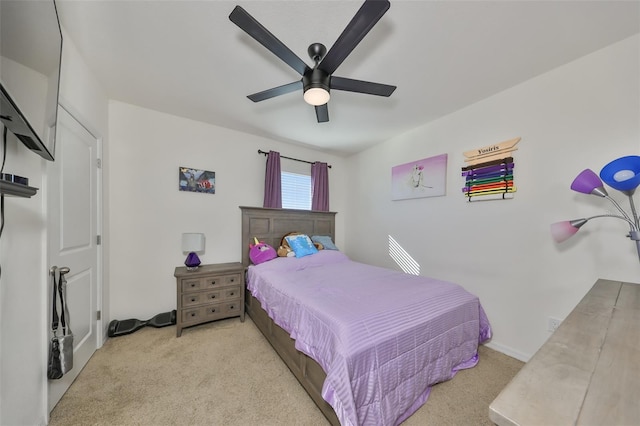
<box><xmin>303</xmin><ymin>67</ymin><xmax>331</xmax><ymax>106</ymax></box>
<box><xmin>229</xmin><ymin>1</ymin><xmax>395</xmax><ymax>121</ymax></box>
<box><xmin>303</xmin><ymin>87</ymin><xmax>330</xmax><ymax>106</ymax></box>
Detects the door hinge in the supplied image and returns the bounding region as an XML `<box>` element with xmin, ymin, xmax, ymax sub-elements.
<box><xmin>97</xmin><ymin>310</ymin><xmax>101</xmax><ymax>320</ymax></box>
<box><xmin>96</xmin><ymin>235</ymin><xmax>101</xmax><ymax>245</ymax></box>
<box><xmin>96</xmin><ymin>158</ymin><xmax>102</xmax><ymax>169</ymax></box>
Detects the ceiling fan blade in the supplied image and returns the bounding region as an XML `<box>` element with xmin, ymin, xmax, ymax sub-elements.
<box><xmin>247</xmin><ymin>80</ymin><xmax>303</xmax><ymax>102</ymax></box>
<box><xmin>331</xmin><ymin>76</ymin><xmax>396</xmax><ymax>97</ymax></box>
<box><xmin>229</xmin><ymin>6</ymin><xmax>310</xmax><ymax>76</ymax></box>
<box><xmin>318</xmin><ymin>0</ymin><xmax>390</xmax><ymax>75</ymax></box>
<box><xmin>315</xmin><ymin>104</ymin><xmax>329</xmax><ymax>123</ymax></box>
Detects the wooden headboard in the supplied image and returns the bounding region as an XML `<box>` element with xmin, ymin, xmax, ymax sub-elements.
<box><xmin>240</xmin><ymin>206</ymin><xmax>337</xmax><ymax>268</ymax></box>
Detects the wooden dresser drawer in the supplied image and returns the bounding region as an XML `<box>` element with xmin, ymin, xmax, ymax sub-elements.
<box><xmin>181</xmin><ymin>286</ymin><xmax>242</xmax><ymax>308</ymax></box>
<box><xmin>180</xmin><ymin>273</ymin><xmax>242</xmax><ymax>292</ymax></box>
<box><xmin>182</xmin><ymin>290</ymin><xmax>221</xmax><ymax>308</ymax></box>
<box><xmin>181</xmin><ymin>299</ymin><xmax>242</xmax><ymax>324</ymax></box>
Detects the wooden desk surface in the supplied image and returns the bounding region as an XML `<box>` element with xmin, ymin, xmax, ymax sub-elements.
<box><xmin>489</xmin><ymin>279</ymin><xmax>640</xmax><ymax>425</ymax></box>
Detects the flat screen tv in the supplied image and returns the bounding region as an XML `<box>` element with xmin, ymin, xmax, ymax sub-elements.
<box><xmin>0</xmin><ymin>0</ymin><xmax>63</xmax><ymax>162</ymax></box>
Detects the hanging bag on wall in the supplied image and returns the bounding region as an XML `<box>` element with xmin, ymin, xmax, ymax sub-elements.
<box><xmin>57</xmin><ymin>267</ymin><xmax>74</xmax><ymax>374</ymax></box>
<box><xmin>47</xmin><ymin>267</ymin><xmax>63</xmax><ymax>380</ymax></box>
<box><xmin>47</xmin><ymin>267</ymin><xmax>73</xmax><ymax>380</ymax></box>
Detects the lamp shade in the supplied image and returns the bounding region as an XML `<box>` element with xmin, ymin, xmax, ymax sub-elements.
<box><xmin>600</xmin><ymin>155</ymin><xmax>640</xmax><ymax>194</ymax></box>
<box><xmin>181</xmin><ymin>233</ymin><xmax>205</xmax><ymax>253</ymax></box>
<box><xmin>550</xmin><ymin>219</ymin><xmax>588</xmax><ymax>243</ymax></box>
<box><xmin>570</xmin><ymin>169</ymin><xmax>608</xmax><ymax>197</ymax></box>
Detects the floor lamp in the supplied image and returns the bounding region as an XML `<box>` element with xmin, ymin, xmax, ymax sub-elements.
<box><xmin>550</xmin><ymin>156</ymin><xmax>640</xmax><ymax>262</ymax></box>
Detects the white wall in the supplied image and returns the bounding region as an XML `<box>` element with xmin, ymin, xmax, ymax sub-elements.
<box><xmin>0</xmin><ymin>44</ymin><xmax>53</xmax><ymax>426</ymax></box>
<box><xmin>0</xmin><ymin>128</ymin><xmax>48</xmax><ymax>426</ymax></box>
<box><xmin>344</xmin><ymin>35</ymin><xmax>640</xmax><ymax>361</ymax></box>
<box><xmin>0</xmin><ymin>29</ymin><xmax>108</xmax><ymax>425</ymax></box>
<box><xmin>107</xmin><ymin>101</ymin><xmax>347</xmax><ymax>321</ymax></box>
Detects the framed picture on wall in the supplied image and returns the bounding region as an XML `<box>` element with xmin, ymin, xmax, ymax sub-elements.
<box><xmin>179</xmin><ymin>167</ymin><xmax>215</xmax><ymax>194</ymax></box>
<box><xmin>391</xmin><ymin>154</ymin><xmax>447</xmax><ymax>200</ymax></box>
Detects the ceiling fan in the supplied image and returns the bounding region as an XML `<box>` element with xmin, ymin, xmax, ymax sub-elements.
<box><xmin>229</xmin><ymin>0</ymin><xmax>396</xmax><ymax>123</ymax></box>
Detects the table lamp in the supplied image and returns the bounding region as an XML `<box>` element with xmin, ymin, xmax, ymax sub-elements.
<box><xmin>182</xmin><ymin>233</ymin><xmax>205</xmax><ymax>270</ymax></box>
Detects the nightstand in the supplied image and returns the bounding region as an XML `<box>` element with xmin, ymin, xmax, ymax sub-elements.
<box><xmin>174</xmin><ymin>262</ymin><xmax>244</xmax><ymax>337</ymax></box>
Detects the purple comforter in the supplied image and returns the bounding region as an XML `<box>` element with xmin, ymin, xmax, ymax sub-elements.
<box><xmin>247</xmin><ymin>250</ymin><xmax>491</xmax><ymax>426</ymax></box>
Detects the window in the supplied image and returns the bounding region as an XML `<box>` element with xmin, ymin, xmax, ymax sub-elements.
<box><xmin>281</xmin><ymin>171</ymin><xmax>311</xmax><ymax>210</ymax></box>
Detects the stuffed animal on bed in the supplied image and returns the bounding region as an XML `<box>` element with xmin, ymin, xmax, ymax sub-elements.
<box><xmin>277</xmin><ymin>232</ymin><xmax>323</xmax><ymax>257</ymax></box>
<box><xmin>277</xmin><ymin>245</ymin><xmax>295</xmax><ymax>257</ymax></box>
<box><xmin>249</xmin><ymin>237</ymin><xmax>277</xmax><ymax>264</ymax></box>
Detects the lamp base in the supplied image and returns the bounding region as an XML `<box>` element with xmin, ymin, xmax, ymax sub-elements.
<box><xmin>184</xmin><ymin>252</ymin><xmax>201</xmax><ymax>271</ymax></box>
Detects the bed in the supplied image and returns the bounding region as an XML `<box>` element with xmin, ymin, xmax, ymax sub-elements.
<box><xmin>240</xmin><ymin>206</ymin><xmax>491</xmax><ymax>426</ymax></box>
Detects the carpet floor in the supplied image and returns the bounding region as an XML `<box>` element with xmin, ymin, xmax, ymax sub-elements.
<box><xmin>49</xmin><ymin>317</ymin><xmax>523</xmax><ymax>425</ymax></box>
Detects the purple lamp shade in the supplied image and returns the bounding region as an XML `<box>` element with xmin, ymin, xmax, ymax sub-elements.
<box><xmin>550</xmin><ymin>219</ymin><xmax>588</xmax><ymax>243</ymax></box>
<box><xmin>570</xmin><ymin>169</ymin><xmax>607</xmax><ymax>197</ymax></box>
<box><xmin>600</xmin><ymin>155</ymin><xmax>640</xmax><ymax>194</ymax></box>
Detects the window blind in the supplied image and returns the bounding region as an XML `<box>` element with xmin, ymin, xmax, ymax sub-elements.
<box><xmin>281</xmin><ymin>171</ymin><xmax>311</xmax><ymax>210</ymax></box>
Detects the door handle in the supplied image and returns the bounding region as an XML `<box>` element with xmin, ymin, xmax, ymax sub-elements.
<box><xmin>58</xmin><ymin>267</ymin><xmax>70</xmax><ymax>284</ymax></box>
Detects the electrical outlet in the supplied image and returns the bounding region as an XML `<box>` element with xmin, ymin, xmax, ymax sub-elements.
<box><xmin>548</xmin><ymin>317</ymin><xmax>562</xmax><ymax>332</ymax></box>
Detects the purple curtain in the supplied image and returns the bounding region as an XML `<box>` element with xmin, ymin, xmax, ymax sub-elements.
<box><xmin>263</xmin><ymin>151</ymin><xmax>282</xmax><ymax>208</ymax></box>
<box><xmin>311</xmin><ymin>162</ymin><xmax>329</xmax><ymax>211</ymax></box>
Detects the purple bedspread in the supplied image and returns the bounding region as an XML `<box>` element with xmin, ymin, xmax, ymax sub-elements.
<box><xmin>247</xmin><ymin>251</ymin><xmax>491</xmax><ymax>426</ymax></box>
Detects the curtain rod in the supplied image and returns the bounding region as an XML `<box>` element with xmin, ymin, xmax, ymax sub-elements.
<box><xmin>257</xmin><ymin>149</ymin><xmax>332</xmax><ymax>168</ymax></box>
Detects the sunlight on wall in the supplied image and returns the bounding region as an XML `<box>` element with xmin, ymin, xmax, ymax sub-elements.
<box><xmin>388</xmin><ymin>235</ymin><xmax>420</xmax><ymax>275</ymax></box>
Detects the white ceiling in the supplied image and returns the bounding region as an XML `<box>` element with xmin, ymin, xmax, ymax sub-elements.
<box><xmin>56</xmin><ymin>0</ymin><xmax>640</xmax><ymax>156</ymax></box>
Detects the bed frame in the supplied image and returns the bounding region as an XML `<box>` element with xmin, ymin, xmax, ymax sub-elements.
<box><xmin>240</xmin><ymin>206</ymin><xmax>340</xmax><ymax>425</ymax></box>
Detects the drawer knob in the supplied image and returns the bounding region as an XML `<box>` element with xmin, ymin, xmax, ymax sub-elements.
<box><xmin>190</xmin><ymin>297</ymin><xmax>196</xmax><ymax>302</ymax></box>
<box><xmin>190</xmin><ymin>312</ymin><xmax>196</xmax><ymax>317</ymax></box>
<box><xmin>229</xmin><ymin>291</ymin><xmax>235</xmax><ymax>296</ymax></box>
<box><xmin>190</xmin><ymin>283</ymin><xmax>196</xmax><ymax>288</ymax></box>
<box><xmin>230</xmin><ymin>305</ymin><xmax>235</xmax><ymax>309</ymax></box>
<box><xmin>210</xmin><ymin>308</ymin><xmax>216</xmax><ymax>313</ymax></box>
<box><xmin>230</xmin><ymin>278</ymin><xmax>235</xmax><ymax>282</ymax></box>
<box><xmin>210</xmin><ymin>280</ymin><xmax>217</xmax><ymax>285</ymax></box>
<box><xmin>210</xmin><ymin>294</ymin><xmax>216</xmax><ymax>299</ymax></box>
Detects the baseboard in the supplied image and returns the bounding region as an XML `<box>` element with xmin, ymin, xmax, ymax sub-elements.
<box><xmin>484</xmin><ymin>341</ymin><xmax>530</xmax><ymax>363</ymax></box>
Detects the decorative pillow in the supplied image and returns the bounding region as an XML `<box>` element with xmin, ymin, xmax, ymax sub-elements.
<box><xmin>279</xmin><ymin>232</ymin><xmax>322</xmax><ymax>256</ymax></box>
<box><xmin>285</xmin><ymin>234</ymin><xmax>318</xmax><ymax>258</ymax></box>
<box><xmin>311</xmin><ymin>235</ymin><xmax>338</xmax><ymax>250</ymax></box>
<box><xmin>249</xmin><ymin>238</ymin><xmax>277</xmax><ymax>264</ymax></box>
<box><xmin>278</xmin><ymin>232</ymin><xmax>299</xmax><ymax>257</ymax></box>
<box><xmin>280</xmin><ymin>232</ymin><xmax>301</xmax><ymax>248</ymax></box>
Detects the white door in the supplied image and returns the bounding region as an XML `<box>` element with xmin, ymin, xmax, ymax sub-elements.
<box><xmin>47</xmin><ymin>105</ymin><xmax>100</xmax><ymax>412</ymax></box>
